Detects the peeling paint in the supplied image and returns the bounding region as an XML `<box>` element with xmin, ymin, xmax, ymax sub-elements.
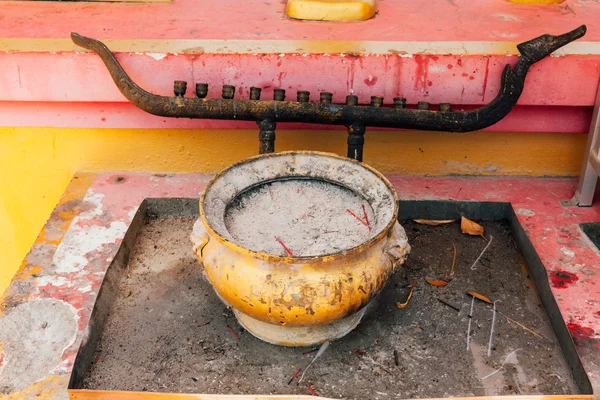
<box><xmin>493</xmin><ymin>13</ymin><xmax>523</xmax><ymax>22</ymax></box>
<box><xmin>145</xmin><ymin>52</ymin><xmax>167</xmax><ymax>61</ymax></box>
<box><xmin>36</xmin><ymin>276</ymin><xmax>71</xmax><ymax>287</ymax></box>
<box><xmin>52</xmin><ymin>191</ymin><xmax>128</xmax><ymax>274</ymax></box>
<box><xmin>561</xmin><ymin>247</ymin><xmax>576</xmax><ymax>258</ymax></box>
<box><xmin>77</xmin><ymin>285</ymin><xmax>93</xmax><ymax>293</ymax></box>
<box><xmin>516</xmin><ymin>208</ymin><xmax>536</xmax><ymax>216</ymax></box>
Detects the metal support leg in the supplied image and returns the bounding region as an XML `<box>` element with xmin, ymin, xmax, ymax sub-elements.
<box><xmin>258</xmin><ymin>120</ymin><xmax>276</xmax><ymax>154</ymax></box>
<box><xmin>565</xmin><ymin>78</ymin><xmax>600</xmax><ymax>207</ymax></box>
<box><xmin>347</xmin><ymin>122</ymin><xmax>366</xmax><ymax>162</ymax></box>
<box><xmin>576</xmin><ymin>161</ymin><xmax>599</xmax><ymax>207</ymax></box>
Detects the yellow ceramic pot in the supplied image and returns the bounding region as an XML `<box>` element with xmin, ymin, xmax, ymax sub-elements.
<box><xmin>191</xmin><ymin>151</ymin><xmax>410</xmax><ymax>346</ymax></box>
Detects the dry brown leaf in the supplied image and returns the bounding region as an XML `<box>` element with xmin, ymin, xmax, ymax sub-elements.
<box><xmin>467</xmin><ymin>291</ymin><xmax>492</xmax><ymax>304</ymax></box>
<box><xmin>461</xmin><ymin>216</ymin><xmax>485</xmax><ymax>237</ymax></box>
<box><xmin>396</xmin><ymin>285</ymin><xmax>415</xmax><ymax>309</ymax></box>
<box><xmin>413</xmin><ymin>219</ymin><xmax>456</xmax><ymax>226</ymax></box>
<box><xmin>426</xmin><ymin>279</ymin><xmax>448</xmax><ymax>287</ymax></box>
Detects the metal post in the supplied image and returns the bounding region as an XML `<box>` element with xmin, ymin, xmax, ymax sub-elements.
<box><xmin>258</xmin><ymin>120</ymin><xmax>276</xmax><ymax>154</ymax></box>
<box><xmin>565</xmin><ymin>77</ymin><xmax>600</xmax><ymax>207</ymax></box>
<box><xmin>347</xmin><ymin>122</ymin><xmax>366</xmax><ymax>161</ymax></box>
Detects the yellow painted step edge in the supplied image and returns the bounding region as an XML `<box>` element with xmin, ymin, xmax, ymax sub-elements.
<box><xmin>286</xmin><ymin>0</ymin><xmax>376</xmax><ymax>21</ymax></box>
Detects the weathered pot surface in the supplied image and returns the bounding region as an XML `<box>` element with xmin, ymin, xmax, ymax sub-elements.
<box><xmin>191</xmin><ymin>151</ymin><xmax>410</xmax><ymax>346</ymax></box>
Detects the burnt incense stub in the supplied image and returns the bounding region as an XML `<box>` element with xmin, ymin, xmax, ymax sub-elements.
<box><xmin>191</xmin><ymin>151</ymin><xmax>410</xmax><ymax>346</ymax></box>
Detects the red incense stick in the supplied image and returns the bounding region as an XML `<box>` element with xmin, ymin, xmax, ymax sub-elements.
<box><xmin>347</xmin><ymin>209</ymin><xmax>371</xmax><ymax>231</ymax></box>
<box><xmin>274</xmin><ymin>236</ymin><xmax>294</xmax><ymax>256</ymax></box>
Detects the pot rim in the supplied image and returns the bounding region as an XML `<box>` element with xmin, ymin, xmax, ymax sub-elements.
<box><xmin>198</xmin><ymin>151</ymin><xmax>399</xmax><ymax>264</ymax></box>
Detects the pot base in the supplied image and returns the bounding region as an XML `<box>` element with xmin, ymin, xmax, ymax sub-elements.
<box><xmin>234</xmin><ymin>308</ymin><xmax>366</xmax><ymax>347</ymax></box>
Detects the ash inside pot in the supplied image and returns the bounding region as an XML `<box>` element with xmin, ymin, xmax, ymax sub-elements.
<box><xmin>224</xmin><ymin>179</ymin><xmax>375</xmax><ymax>257</ymax></box>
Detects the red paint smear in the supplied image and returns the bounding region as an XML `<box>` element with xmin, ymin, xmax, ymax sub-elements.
<box><xmin>567</xmin><ymin>322</ymin><xmax>595</xmax><ymax>346</ymax></box>
<box><xmin>427</xmin><ymin>80</ymin><xmax>433</xmax><ymax>87</ymax></box>
<box><xmin>307</xmin><ymin>385</ymin><xmax>318</xmax><ymax>396</ymax></box>
<box><xmin>364</xmin><ymin>76</ymin><xmax>378</xmax><ymax>87</ymax></box>
<box><xmin>457</xmin><ymin>59</ymin><xmax>463</xmax><ymax>66</ymax></box>
<box><xmin>595</xmin><ymin>311</ymin><xmax>600</xmax><ymax>319</ymax></box>
<box><xmin>469</xmin><ymin>76</ymin><xmax>475</xmax><ymax>80</ymax></box>
<box><xmin>461</xmin><ymin>73</ymin><xmax>469</xmax><ymax>77</ymax></box>
<box><xmin>550</xmin><ymin>270</ymin><xmax>579</xmax><ymax>289</ymax></box>
<box><xmin>481</xmin><ymin>58</ymin><xmax>490</xmax><ymax>102</ymax></box>
<box><xmin>346</xmin><ymin>58</ymin><xmax>354</xmax><ymax>92</ymax></box>
<box><xmin>350</xmin><ymin>58</ymin><xmax>356</xmax><ymax>92</ymax></box>
<box><xmin>447</xmin><ymin>64</ymin><xmax>453</xmax><ymax>70</ymax></box>
<box><xmin>0</xmin><ymin>351</ymin><xmax>5</xmax><ymax>368</ymax></box>
<box><xmin>413</xmin><ymin>55</ymin><xmax>431</xmax><ymax>92</ymax></box>
<box><xmin>277</xmin><ymin>72</ymin><xmax>286</xmax><ymax>87</ymax></box>
<box><xmin>394</xmin><ymin>58</ymin><xmax>402</xmax><ymax>97</ymax></box>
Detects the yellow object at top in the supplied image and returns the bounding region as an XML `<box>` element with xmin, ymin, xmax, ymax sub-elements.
<box><xmin>285</xmin><ymin>0</ymin><xmax>376</xmax><ymax>21</ymax></box>
<box><xmin>509</xmin><ymin>0</ymin><xmax>563</xmax><ymax>3</ymax></box>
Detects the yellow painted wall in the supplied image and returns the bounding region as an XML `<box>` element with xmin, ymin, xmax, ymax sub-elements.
<box><xmin>0</xmin><ymin>127</ymin><xmax>586</xmax><ymax>295</ymax></box>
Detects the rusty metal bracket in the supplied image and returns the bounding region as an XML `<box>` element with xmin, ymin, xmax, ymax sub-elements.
<box><xmin>71</xmin><ymin>26</ymin><xmax>586</xmax><ymax>161</ymax></box>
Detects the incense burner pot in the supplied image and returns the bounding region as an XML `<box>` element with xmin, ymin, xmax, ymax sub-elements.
<box><xmin>191</xmin><ymin>152</ymin><xmax>410</xmax><ymax>346</ymax></box>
